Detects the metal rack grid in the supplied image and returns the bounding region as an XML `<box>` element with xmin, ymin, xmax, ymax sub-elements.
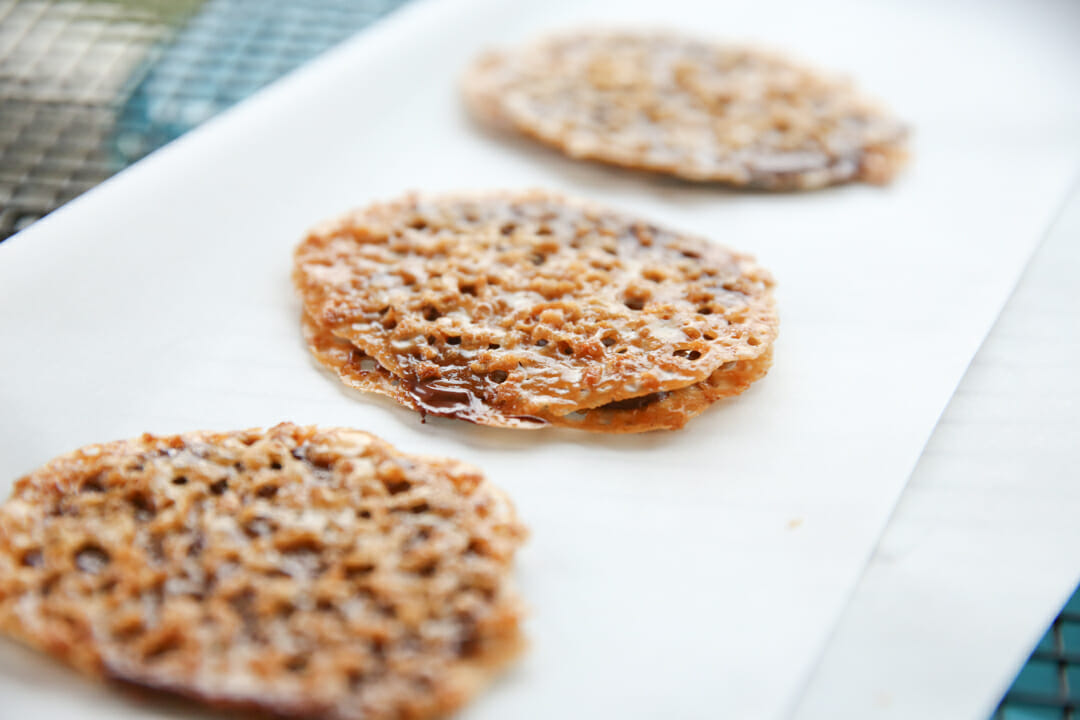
<box><xmin>994</xmin><ymin>592</ymin><xmax>1080</xmax><ymax>720</ymax></box>
<box><xmin>0</xmin><ymin>1</ymin><xmax>1075</xmax><ymax>717</ymax></box>
<box><xmin>0</xmin><ymin>0</ymin><xmax>404</xmax><ymax>239</ymax></box>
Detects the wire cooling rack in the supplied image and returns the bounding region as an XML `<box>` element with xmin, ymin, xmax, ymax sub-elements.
<box><xmin>0</xmin><ymin>1</ymin><xmax>1075</xmax><ymax>717</ymax></box>
<box><xmin>0</xmin><ymin>0</ymin><xmax>404</xmax><ymax>239</ymax></box>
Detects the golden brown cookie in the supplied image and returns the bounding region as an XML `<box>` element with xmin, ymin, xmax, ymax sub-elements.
<box><xmin>464</xmin><ymin>30</ymin><xmax>907</xmax><ymax>189</ymax></box>
<box><xmin>0</xmin><ymin>424</ymin><xmax>526</xmax><ymax>720</ymax></box>
<box><xmin>294</xmin><ymin>190</ymin><xmax>777</xmax><ymax>428</ymax></box>
<box><xmin>304</xmin><ymin>311</ymin><xmax>772</xmax><ymax>432</ymax></box>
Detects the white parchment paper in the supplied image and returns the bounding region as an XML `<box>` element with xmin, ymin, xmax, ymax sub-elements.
<box><xmin>1</xmin><ymin>0</ymin><xmax>1078</xmax><ymax>717</ymax></box>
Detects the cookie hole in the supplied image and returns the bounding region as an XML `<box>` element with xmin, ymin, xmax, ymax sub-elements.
<box><xmin>465</xmin><ymin>539</ymin><xmax>488</xmax><ymax>556</ymax></box>
<box><xmin>459</xmin><ymin>283</ymin><xmax>477</xmax><ymax>296</ymax></box>
<box><xmin>382</xmin><ymin>318</ymin><xmax>397</xmax><ymax>330</ymax></box>
<box><xmin>535</xmin><ymin>338</ymin><xmax>548</xmax><ymax>347</ymax></box>
<box><xmin>75</xmin><ymin>545</ymin><xmax>110</xmax><ymax>574</ymax></box>
<box><xmin>488</xmin><ymin>343</ymin><xmax>500</xmax><ymax>350</ymax></box>
<box><xmin>243</xmin><ymin>517</ymin><xmax>275</xmax><ymax>538</ymax></box>
<box><xmin>536</xmin><ymin>224</ymin><xmax>553</xmax><ymax>236</ymax></box>
<box><xmin>410</xmin><ymin>501</ymin><xmax>430</xmax><ymax>514</ymax></box>
<box><xmin>233</xmin><ymin>462</ymin><xmax>245</xmax><ymax>472</ymax></box>
<box><xmin>426</xmin><ymin>335</ymin><xmax>437</xmax><ymax>345</ymax></box>
<box><xmin>680</xmin><ymin>249</ymin><xmax>702</xmax><ymax>260</ymax></box>
<box><xmin>359</xmin><ymin>357</ymin><xmax>377</xmax><ymax>372</ymax></box>
<box><xmin>698</xmin><ymin>306</ymin><xmax>712</xmax><ymax>315</ymax></box>
<box><xmin>227</xmin><ymin>588</ymin><xmax>256</xmax><ymax>628</ymax></box>
<box><xmin>385</xmin><ymin>479</ymin><xmax>411</xmax><ymax>495</ymax></box>
<box><xmin>558</xmin><ymin>342</ymin><xmax>574</xmax><ymax>356</ymax></box>
<box><xmin>80</xmin><ymin>476</ymin><xmax>105</xmax><ymax>493</ymax></box>
<box><xmin>209</xmin><ymin>479</ymin><xmax>228</xmax><ymax>495</ymax></box>
<box><xmin>270</xmin><ymin>461</ymin><xmax>283</xmax><ymax>471</ymax></box>
<box><xmin>21</xmin><ymin>549</ymin><xmax>42</xmax><ymax>568</ymax></box>
<box><xmin>128</xmin><ymin>492</ymin><xmax>155</xmax><ymax>521</ymax></box>
<box><xmin>316</xmin><ymin>598</ymin><xmax>336</xmax><ymax>612</ymax></box>
<box><xmin>148</xmin><ymin>533</ymin><xmax>166</xmax><ymax>563</ymax></box>
<box><xmin>616</xmin><ymin>347</ymin><xmax>628</xmax><ymax>354</ymax></box>
<box><xmin>704</xmin><ymin>332</ymin><xmax>717</xmax><ymax>341</ymax></box>
<box><xmin>499</xmin><ymin>222</ymin><xmax>516</xmax><ymax>236</ymax></box>
<box><xmin>489</xmin><ymin>369</ymin><xmax>508</xmax><ymax>384</ymax></box>
<box><xmin>673</xmin><ymin>349</ymin><xmax>702</xmax><ymax>361</ymax></box>
<box><xmin>415</xmin><ymin>561</ymin><xmax>438</xmax><ymax>578</ymax></box>
<box><xmin>446</xmin><ymin>336</ymin><xmax>462</xmax><ymax>346</ymax></box>
<box><xmin>530</xmin><ymin>253</ymin><xmax>545</xmax><ymax>265</ymax></box>
<box><xmin>144</xmin><ymin>632</ymin><xmax>182</xmax><ymax>662</ymax></box>
<box><xmin>407</xmin><ymin>218</ymin><xmax>427</xmax><ymax>231</ymax></box>
<box><xmin>345</xmin><ymin>562</ymin><xmax>375</xmax><ymax>580</ymax></box>
<box><xmin>748</xmin><ymin>336</ymin><xmax>762</xmax><ymax>347</ymax></box>
<box><xmin>347</xmin><ymin>669</ymin><xmax>366</xmax><ymax>691</ymax></box>
<box><xmin>455</xmin><ymin>622</ymin><xmax>481</xmax><ymax>658</ymax></box>
<box><xmin>423</xmin><ymin>306</ymin><xmax>441</xmax><ymax>321</ymax></box>
<box><xmin>357</xmin><ymin>509</ymin><xmax>372</xmax><ymax>520</ymax></box>
<box><xmin>256</xmin><ymin>484</ymin><xmax>279</xmax><ymax>499</ymax></box>
<box><xmin>171</xmin><ymin>475</ymin><xmax>188</xmax><ymax>486</ymax></box>
<box><xmin>279</xmin><ymin>537</ymin><xmax>324</xmax><ymax>557</ymax></box>
<box><xmin>624</xmin><ymin>297</ymin><xmax>646</xmax><ymax>311</ymax></box>
<box><xmin>187</xmin><ymin>534</ymin><xmax>204</xmax><ymax>558</ymax></box>
<box><xmin>112</xmin><ymin>618</ymin><xmax>144</xmax><ymax>642</ymax></box>
<box><xmin>601</xmin><ymin>335</ymin><xmax>617</xmax><ymax>347</ymax></box>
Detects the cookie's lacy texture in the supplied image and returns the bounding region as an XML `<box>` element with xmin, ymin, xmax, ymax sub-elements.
<box><xmin>465</xmin><ymin>30</ymin><xmax>908</xmax><ymax>189</ymax></box>
<box><xmin>0</xmin><ymin>424</ymin><xmax>526</xmax><ymax>720</ymax></box>
<box><xmin>295</xmin><ymin>190</ymin><xmax>778</xmax><ymax>431</ymax></box>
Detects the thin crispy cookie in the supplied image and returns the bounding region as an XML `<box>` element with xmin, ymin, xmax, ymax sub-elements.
<box><xmin>305</xmin><ymin>312</ymin><xmax>772</xmax><ymax>432</ymax></box>
<box><xmin>0</xmin><ymin>424</ymin><xmax>526</xmax><ymax>720</ymax></box>
<box><xmin>554</xmin><ymin>347</ymin><xmax>774</xmax><ymax>433</ymax></box>
<box><xmin>294</xmin><ymin>190</ymin><xmax>777</xmax><ymax>424</ymax></box>
<box><xmin>464</xmin><ymin>30</ymin><xmax>908</xmax><ymax>190</ymax></box>
<box><xmin>302</xmin><ymin>313</ymin><xmax>549</xmax><ymax>430</ymax></box>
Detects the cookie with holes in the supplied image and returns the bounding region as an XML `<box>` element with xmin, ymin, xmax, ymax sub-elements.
<box><xmin>294</xmin><ymin>190</ymin><xmax>778</xmax><ymax>431</ymax></box>
<box><xmin>0</xmin><ymin>424</ymin><xmax>526</xmax><ymax>720</ymax></box>
<box><xmin>304</xmin><ymin>311</ymin><xmax>773</xmax><ymax>433</ymax></box>
<box><xmin>464</xmin><ymin>30</ymin><xmax>908</xmax><ymax>190</ymax></box>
